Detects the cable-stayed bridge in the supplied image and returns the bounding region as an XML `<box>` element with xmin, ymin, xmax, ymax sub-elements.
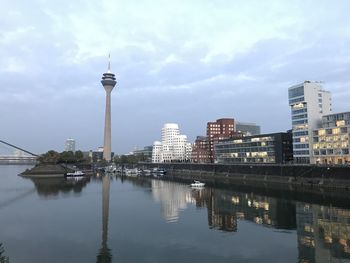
<box><xmin>0</xmin><ymin>140</ymin><xmax>38</xmax><ymax>164</ymax></box>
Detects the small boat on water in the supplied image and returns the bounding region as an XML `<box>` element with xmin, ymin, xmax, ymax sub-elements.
<box><xmin>190</xmin><ymin>180</ymin><xmax>205</xmax><ymax>188</ymax></box>
<box><xmin>152</xmin><ymin>168</ymin><xmax>166</xmax><ymax>177</ymax></box>
<box><xmin>65</xmin><ymin>170</ymin><xmax>85</xmax><ymax>179</ymax></box>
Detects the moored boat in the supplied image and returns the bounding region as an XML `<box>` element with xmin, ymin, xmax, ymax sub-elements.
<box><xmin>65</xmin><ymin>170</ymin><xmax>85</xmax><ymax>179</ymax></box>
<box><xmin>190</xmin><ymin>180</ymin><xmax>205</xmax><ymax>188</ymax></box>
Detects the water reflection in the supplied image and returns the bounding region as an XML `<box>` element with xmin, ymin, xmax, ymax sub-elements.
<box><xmin>96</xmin><ymin>175</ymin><xmax>112</xmax><ymax>263</ymax></box>
<box><xmin>28</xmin><ymin>177</ymin><xmax>90</xmax><ymax>197</ymax></box>
<box><xmin>147</xmin><ymin>178</ymin><xmax>350</xmax><ymax>262</ymax></box>
<box><xmin>151</xmin><ymin>180</ymin><xmax>195</xmax><ymax>222</ymax></box>
<box><xmin>297</xmin><ymin>203</ymin><xmax>350</xmax><ymax>263</ymax></box>
<box><xmin>191</xmin><ymin>188</ymin><xmax>297</xmax><ymax>232</ymax></box>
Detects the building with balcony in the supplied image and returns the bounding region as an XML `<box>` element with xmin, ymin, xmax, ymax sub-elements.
<box><xmin>214</xmin><ymin>132</ymin><xmax>293</xmax><ymax>164</ymax></box>
<box><xmin>288</xmin><ymin>81</ymin><xmax>332</xmax><ymax>164</ymax></box>
<box><xmin>312</xmin><ymin>111</ymin><xmax>350</xmax><ymax>165</ymax></box>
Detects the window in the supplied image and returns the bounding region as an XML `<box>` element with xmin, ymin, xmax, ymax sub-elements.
<box><xmin>288</xmin><ymin>86</ymin><xmax>304</xmax><ymax>98</ymax></box>
<box><xmin>336</xmin><ymin>120</ymin><xmax>345</xmax><ymax>127</ymax></box>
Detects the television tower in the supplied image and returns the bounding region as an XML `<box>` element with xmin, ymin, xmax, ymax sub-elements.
<box><xmin>101</xmin><ymin>55</ymin><xmax>117</xmax><ymax>161</ymax></box>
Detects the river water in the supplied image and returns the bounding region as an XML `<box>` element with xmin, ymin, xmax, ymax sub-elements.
<box><xmin>0</xmin><ymin>165</ymin><xmax>350</xmax><ymax>263</ymax></box>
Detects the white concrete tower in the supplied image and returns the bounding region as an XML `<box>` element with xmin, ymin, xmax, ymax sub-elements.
<box><xmin>101</xmin><ymin>55</ymin><xmax>117</xmax><ymax>161</ymax></box>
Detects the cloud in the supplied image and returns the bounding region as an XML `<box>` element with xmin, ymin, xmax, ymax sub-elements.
<box><xmin>1</xmin><ymin>0</ymin><xmax>350</xmax><ymax>153</ymax></box>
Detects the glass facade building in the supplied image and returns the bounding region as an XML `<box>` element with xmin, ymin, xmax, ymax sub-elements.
<box><xmin>312</xmin><ymin>112</ymin><xmax>350</xmax><ymax>164</ymax></box>
<box><xmin>214</xmin><ymin>132</ymin><xmax>293</xmax><ymax>164</ymax></box>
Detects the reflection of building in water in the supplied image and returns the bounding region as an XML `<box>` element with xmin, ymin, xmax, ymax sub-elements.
<box><xmin>151</xmin><ymin>180</ymin><xmax>195</xmax><ymax>222</ymax></box>
<box><xmin>190</xmin><ymin>189</ymin><xmax>296</xmax><ymax>232</ymax></box>
<box><xmin>96</xmin><ymin>175</ymin><xmax>112</xmax><ymax>263</ymax></box>
<box><xmin>296</xmin><ymin>202</ymin><xmax>350</xmax><ymax>263</ymax></box>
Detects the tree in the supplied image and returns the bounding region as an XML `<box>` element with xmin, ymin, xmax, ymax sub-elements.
<box><xmin>38</xmin><ymin>150</ymin><xmax>60</xmax><ymax>164</ymax></box>
<box><xmin>75</xmin><ymin>150</ymin><xmax>84</xmax><ymax>162</ymax></box>
<box><xmin>59</xmin><ymin>151</ymin><xmax>75</xmax><ymax>163</ymax></box>
<box><xmin>0</xmin><ymin>243</ymin><xmax>9</xmax><ymax>263</ymax></box>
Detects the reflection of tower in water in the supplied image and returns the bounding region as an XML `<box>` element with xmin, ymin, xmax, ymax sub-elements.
<box><xmin>96</xmin><ymin>175</ymin><xmax>112</xmax><ymax>263</ymax></box>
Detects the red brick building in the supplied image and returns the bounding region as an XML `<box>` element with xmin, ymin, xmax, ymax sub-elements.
<box><xmin>191</xmin><ymin>136</ymin><xmax>210</xmax><ymax>163</ymax></box>
<box><xmin>192</xmin><ymin>118</ymin><xmax>238</xmax><ymax>163</ymax></box>
<box><xmin>207</xmin><ymin>118</ymin><xmax>236</xmax><ymax>162</ymax></box>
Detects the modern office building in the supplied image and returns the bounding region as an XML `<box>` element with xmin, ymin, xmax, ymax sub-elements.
<box><xmin>215</xmin><ymin>132</ymin><xmax>293</xmax><ymax>164</ymax></box>
<box><xmin>152</xmin><ymin>123</ymin><xmax>192</xmax><ymax>163</ymax></box>
<box><xmin>236</xmin><ymin>122</ymin><xmax>261</xmax><ymax>136</ymax></box>
<box><xmin>207</xmin><ymin>118</ymin><xmax>236</xmax><ymax>162</ymax></box>
<box><xmin>133</xmin><ymin>146</ymin><xmax>153</xmax><ymax>162</ymax></box>
<box><xmin>312</xmin><ymin>111</ymin><xmax>350</xmax><ymax>164</ymax></box>
<box><xmin>288</xmin><ymin>81</ymin><xmax>332</xmax><ymax>164</ymax></box>
<box><xmin>191</xmin><ymin>136</ymin><xmax>211</xmax><ymax>163</ymax></box>
<box><xmin>101</xmin><ymin>56</ymin><xmax>117</xmax><ymax>162</ymax></box>
<box><xmin>64</xmin><ymin>138</ymin><xmax>76</xmax><ymax>152</ymax></box>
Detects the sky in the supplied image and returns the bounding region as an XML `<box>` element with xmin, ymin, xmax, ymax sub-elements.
<box><xmin>1</xmin><ymin>0</ymin><xmax>350</xmax><ymax>155</ymax></box>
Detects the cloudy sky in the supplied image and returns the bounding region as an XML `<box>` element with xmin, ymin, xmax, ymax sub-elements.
<box><xmin>1</xmin><ymin>0</ymin><xmax>350</xmax><ymax>155</ymax></box>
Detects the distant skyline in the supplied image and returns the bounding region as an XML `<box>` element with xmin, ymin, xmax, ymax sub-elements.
<box><xmin>1</xmin><ymin>0</ymin><xmax>350</xmax><ymax>154</ymax></box>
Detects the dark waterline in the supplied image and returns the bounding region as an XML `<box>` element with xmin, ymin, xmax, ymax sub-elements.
<box><xmin>0</xmin><ymin>165</ymin><xmax>349</xmax><ymax>263</ymax></box>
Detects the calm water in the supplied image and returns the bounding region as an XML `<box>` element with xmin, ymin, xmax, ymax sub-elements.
<box><xmin>1</xmin><ymin>165</ymin><xmax>350</xmax><ymax>263</ymax></box>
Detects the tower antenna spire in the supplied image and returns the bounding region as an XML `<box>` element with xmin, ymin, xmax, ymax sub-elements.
<box><xmin>107</xmin><ymin>53</ymin><xmax>111</xmax><ymax>73</ymax></box>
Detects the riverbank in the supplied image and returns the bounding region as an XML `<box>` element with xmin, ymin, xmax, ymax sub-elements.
<box><xmin>137</xmin><ymin>162</ymin><xmax>350</xmax><ymax>196</ymax></box>
<box><xmin>20</xmin><ymin>164</ymin><xmax>68</xmax><ymax>178</ymax></box>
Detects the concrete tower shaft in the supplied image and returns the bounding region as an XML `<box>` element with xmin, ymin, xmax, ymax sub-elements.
<box><xmin>101</xmin><ymin>59</ymin><xmax>117</xmax><ymax>162</ymax></box>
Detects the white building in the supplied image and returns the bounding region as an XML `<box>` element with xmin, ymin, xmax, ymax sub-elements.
<box><xmin>152</xmin><ymin>123</ymin><xmax>192</xmax><ymax>163</ymax></box>
<box><xmin>288</xmin><ymin>81</ymin><xmax>332</xmax><ymax>163</ymax></box>
<box><xmin>151</xmin><ymin>141</ymin><xmax>162</xmax><ymax>163</ymax></box>
<box><xmin>64</xmin><ymin>138</ymin><xmax>76</xmax><ymax>152</ymax></box>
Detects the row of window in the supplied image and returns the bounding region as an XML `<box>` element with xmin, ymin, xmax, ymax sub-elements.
<box><xmin>289</xmin><ymin>96</ymin><xmax>305</xmax><ymax>104</ymax></box>
<box><xmin>292</xmin><ymin>114</ymin><xmax>308</xmax><ymax>120</ymax></box>
<box><xmin>313</xmin><ymin>142</ymin><xmax>349</xmax><ymax>149</ymax></box>
<box><xmin>313</xmin><ymin>134</ymin><xmax>348</xmax><ymax>142</ymax></box>
<box><xmin>217</xmin><ymin>157</ymin><xmax>276</xmax><ymax>164</ymax></box>
<box><xmin>293</xmin><ymin>119</ymin><xmax>308</xmax><ymax>125</ymax></box>
<box><xmin>293</xmin><ymin>131</ymin><xmax>308</xmax><ymax>136</ymax></box>
<box><xmin>292</xmin><ymin>108</ymin><xmax>307</xmax><ymax>115</ymax></box>
<box><xmin>313</xmin><ymin>149</ymin><xmax>349</xmax><ymax>155</ymax></box>
<box><xmin>288</xmin><ymin>86</ymin><xmax>304</xmax><ymax>98</ymax></box>
<box><xmin>216</xmin><ymin>141</ymin><xmax>275</xmax><ymax>149</ymax></box>
<box><xmin>293</xmin><ymin>150</ymin><xmax>310</xmax><ymax>155</ymax></box>
<box><xmin>293</xmin><ymin>144</ymin><xmax>309</xmax><ymax>149</ymax></box>
<box><xmin>314</xmin><ymin>127</ymin><xmax>348</xmax><ymax>136</ymax></box>
<box><xmin>218</xmin><ymin>151</ymin><xmax>275</xmax><ymax>158</ymax></box>
<box><xmin>215</xmin><ymin>146</ymin><xmax>276</xmax><ymax>153</ymax></box>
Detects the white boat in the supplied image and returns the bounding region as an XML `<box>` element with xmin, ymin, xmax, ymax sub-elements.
<box><xmin>65</xmin><ymin>170</ymin><xmax>85</xmax><ymax>178</ymax></box>
<box><xmin>190</xmin><ymin>180</ymin><xmax>205</xmax><ymax>188</ymax></box>
<box><xmin>124</xmin><ymin>168</ymin><xmax>140</xmax><ymax>177</ymax></box>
